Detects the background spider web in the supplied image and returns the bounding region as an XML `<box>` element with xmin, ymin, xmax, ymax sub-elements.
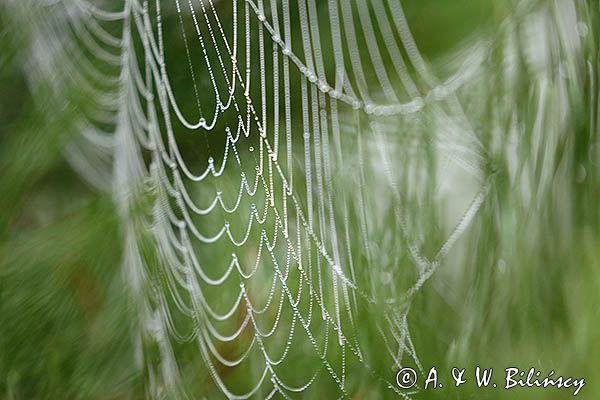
<box><xmin>15</xmin><ymin>0</ymin><xmax>595</xmax><ymax>398</ymax></box>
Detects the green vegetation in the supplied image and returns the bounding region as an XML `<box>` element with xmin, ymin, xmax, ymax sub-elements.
<box><xmin>1</xmin><ymin>1</ymin><xmax>599</xmax><ymax>399</ymax></box>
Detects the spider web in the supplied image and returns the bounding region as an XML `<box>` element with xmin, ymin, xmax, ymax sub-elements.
<box><xmin>18</xmin><ymin>0</ymin><xmax>593</xmax><ymax>398</ymax></box>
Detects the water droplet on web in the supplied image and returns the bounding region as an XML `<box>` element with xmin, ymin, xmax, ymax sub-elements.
<box><xmin>318</xmin><ymin>81</ymin><xmax>329</xmax><ymax>93</ymax></box>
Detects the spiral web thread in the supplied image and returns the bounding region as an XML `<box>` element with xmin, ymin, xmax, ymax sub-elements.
<box><xmin>21</xmin><ymin>0</ymin><xmax>592</xmax><ymax>398</ymax></box>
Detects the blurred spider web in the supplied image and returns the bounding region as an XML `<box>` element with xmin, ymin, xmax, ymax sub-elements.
<box><xmin>17</xmin><ymin>0</ymin><xmax>593</xmax><ymax>398</ymax></box>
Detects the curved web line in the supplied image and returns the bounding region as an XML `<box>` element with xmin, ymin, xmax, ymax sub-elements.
<box><xmin>26</xmin><ymin>0</ymin><xmax>510</xmax><ymax>397</ymax></box>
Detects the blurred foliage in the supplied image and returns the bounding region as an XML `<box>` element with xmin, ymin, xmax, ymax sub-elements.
<box><xmin>1</xmin><ymin>1</ymin><xmax>600</xmax><ymax>399</ymax></box>
<box><xmin>0</xmin><ymin>5</ymin><xmax>142</xmax><ymax>399</ymax></box>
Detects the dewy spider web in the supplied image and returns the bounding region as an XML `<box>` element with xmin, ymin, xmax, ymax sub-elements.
<box><xmin>19</xmin><ymin>0</ymin><xmax>592</xmax><ymax>398</ymax></box>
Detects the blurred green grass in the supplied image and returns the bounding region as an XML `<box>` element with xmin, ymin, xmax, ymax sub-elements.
<box><xmin>1</xmin><ymin>1</ymin><xmax>599</xmax><ymax>399</ymax></box>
